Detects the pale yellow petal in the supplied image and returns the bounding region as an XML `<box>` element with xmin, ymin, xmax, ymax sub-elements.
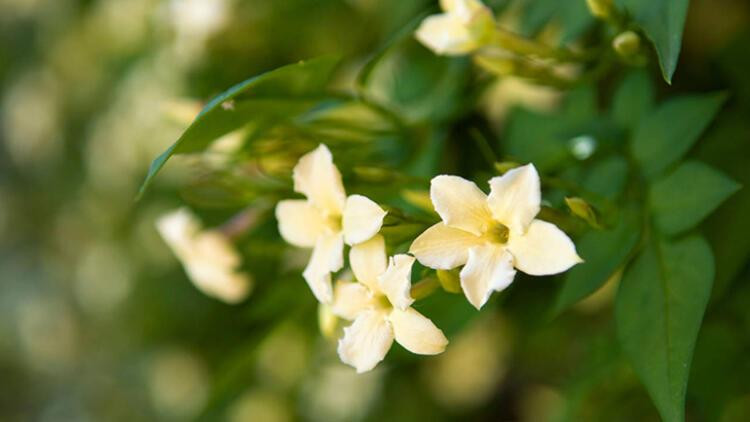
<box><xmin>292</xmin><ymin>144</ymin><xmax>346</xmax><ymax>216</ymax></box>
<box><xmin>337</xmin><ymin>311</ymin><xmax>394</xmax><ymax>373</ymax></box>
<box><xmin>342</xmin><ymin>194</ymin><xmax>387</xmax><ymax>246</ymax></box>
<box><xmin>415</xmin><ymin>13</ymin><xmax>478</xmax><ymax>56</ymax></box>
<box><xmin>440</xmin><ymin>0</ymin><xmax>488</xmax><ymax>15</ymax></box>
<box><xmin>431</xmin><ymin>175</ymin><xmax>493</xmax><ymax>236</ymax></box>
<box><xmin>302</xmin><ymin>233</ymin><xmax>344</xmax><ymax>303</ymax></box>
<box><xmin>459</xmin><ymin>244</ymin><xmax>516</xmax><ymax>309</ymax></box>
<box><xmin>349</xmin><ymin>234</ymin><xmax>387</xmax><ymax>292</ymax></box>
<box><xmin>487</xmin><ymin>164</ymin><xmax>541</xmax><ymax>234</ymax></box>
<box><xmin>192</xmin><ymin>230</ymin><xmax>241</xmax><ymax>269</ymax></box>
<box><xmin>409</xmin><ymin>223</ymin><xmax>484</xmax><ymax>270</ymax></box>
<box><xmin>377</xmin><ymin>254</ymin><xmax>415</xmax><ymax>310</ymax></box>
<box><xmin>389</xmin><ymin>307</ymin><xmax>448</xmax><ymax>355</ymax></box>
<box><xmin>506</xmin><ymin>219</ymin><xmax>582</xmax><ymax>276</ymax></box>
<box><xmin>185</xmin><ymin>261</ymin><xmax>252</xmax><ymax>304</ymax></box>
<box><xmin>417</xmin><ymin>0</ymin><xmax>494</xmax><ymax>55</ymax></box>
<box><xmin>156</xmin><ymin>207</ymin><xmax>201</xmax><ymax>258</ymax></box>
<box><xmin>275</xmin><ymin>200</ymin><xmax>328</xmax><ymax>248</ymax></box>
<box><xmin>331</xmin><ymin>281</ymin><xmax>375</xmax><ymax>321</ymax></box>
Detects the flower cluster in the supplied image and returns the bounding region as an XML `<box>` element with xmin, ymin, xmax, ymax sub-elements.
<box><xmin>275</xmin><ymin>144</ymin><xmax>581</xmax><ymax>372</ymax></box>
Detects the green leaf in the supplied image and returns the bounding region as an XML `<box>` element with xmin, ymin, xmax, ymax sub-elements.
<box><xmin>650</xmin><ymin>161</ymin><xmax>741</xmax><ymax>236</ymax></box>
<box><xmin>553</xmin><ymin>213</ymin><xmax>639</xmax><ymax>315</ymax></box>
<box><xmin>363</xmin><ymin>39</ymin><xmax>471</xmax><ymax>123</ymax></box>
<box><xmin>616</xmin><ymin>0</ymin><xmax>690</xmax><ymax>83</ymax></box>
<box><xmin>615</xmin><ymin>235</ymin><xmax>714</xmax><ymax>422</ymax></box>
<box><xmin>630</xmin><ymin>92</ymin><xmax>727</xmax><ymax>180</ymax></box>
<box><xmin>612</xmin><ymin>70</ymin><xmax>654</xmax><ymax>130</ymax></box>
<box><xmin>583</xmin><ymin>155</ymin><xmax>629</xmax><ymax>201</ymax></box>
<box><xmin>137</xmin><ymin>55</ymin><xmax>340</xmax><ymax>198</ymax></box>
<box><xmin>520</xmin><ymin>0</ymin><xmax>594</xmax><ymax>44</ymax></box>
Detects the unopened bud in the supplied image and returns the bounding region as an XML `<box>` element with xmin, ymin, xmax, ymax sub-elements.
<box><xmin>494</xmin><ymin>161</ymin><xmax>521</xmax><ymax>174</ymax></box>
<box><xmin>436</xmin><ymin>269</ymin><xmax>462</xmax><ymax>294</ymax></box>
<box><xmin>612</xmin><ymin>31</ymin><xmax>641</xmax><ymax>58</ymax></box>
<box><xmin>318</xmin><ymin>304</ymin><xmax>339</xmax><ymax>339</ymax></box>
<box><xmin>586</xmin><ymin>0</ymin><xmax>613</xmax><ymax>19</ymax></box>
<box><xmin>565</xmin><ymin>197</ymin><xmax>601</xmax><ymax>228</ymax></box>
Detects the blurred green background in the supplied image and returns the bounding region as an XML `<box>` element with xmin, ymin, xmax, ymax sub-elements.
<box><xmin>1</xmin><ymin>0</ymin><xmax>750</xmax><ymax>421</ymax></box>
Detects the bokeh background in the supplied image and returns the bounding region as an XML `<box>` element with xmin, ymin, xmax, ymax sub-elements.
<box><xmin>1</xmin><ymin>0</ymin><xmax>750</xmax><ymax>421</ymax></box>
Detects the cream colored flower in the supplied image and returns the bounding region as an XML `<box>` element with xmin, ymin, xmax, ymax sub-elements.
<box><xmin>275</xmin><ymin>144</ymin><xmax>387</xmax><ymax>304</ymax></box>
<box><xmin>415</xmin><ymin>0</ymin><xmax>495</xmax><ymax>56</ymax></box>
<box><xmin>331</xmin><ymin>235</ymin><xmax>448</xmax><ymax>373</ymax></box>
<box><xmin>409</xmin><ymin>164</ymin><xmax>582</xmax><ymax>309</ymax></box>
<box><xmin>156</xmin><ymin>208</ymin><xmax>251</xmax><ymax>304</ymax></box>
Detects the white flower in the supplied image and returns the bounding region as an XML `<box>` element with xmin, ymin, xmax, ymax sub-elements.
<box><xmin>332</xmin><ymin>235</ymin><xmax>448</xmax><ymax>373</ymax></box>
<box><xmin>409</xmin><ymin>164</ymin><xmax>582</xmax><ymax>309</ymax></box>
<box><xmin>415</xmin><ymin>0</ymin><xmax>495</xmax><ymax>56</ymax></box>
<box><xmin>156</xmin><ymin>208</ymin><xmax>251</xmax><ymax>303</ymax></box>
<box><xmin>275</xmin><ymin>144</ymin><xmax>387</xmax><ymax>304</ymax></box>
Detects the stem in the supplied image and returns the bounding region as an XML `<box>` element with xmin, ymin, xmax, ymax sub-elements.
<box><xmin>410</xmin><ymin>277</ymin><xmax>440</xmax><ymax>301</ymax></box>
<box><xmin>489</xmin><ymin>28</ymin><xmax>594</xmax><ymax>62</ymax></box>
<box><xmin>470</xmin><ymin>128</ymin><xmax>498</xmax><ymax>167</ymax></box>
<box><xmin>218</xmin><ymin>201</ymin><xmax>271</xmax><ymax>240</ymax></box>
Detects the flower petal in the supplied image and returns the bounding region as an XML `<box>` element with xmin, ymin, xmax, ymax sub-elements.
<box><xmin>302</xmin><ymin>233</ymin><xmax>344</xmax><ymax>303</ymax></box>
<box><xmin>342</xmin><ymin>194</ymin><xmax>387</xmax><ymax>246</ymax></box>
<box><xmin>487</xmin><ymin>164</ymin><xmax>541</xmax><ymax>234</ymax></box>
<box><xmin>459</xmin><ymin>244</ymin><xmax>516</xmax><ymax>309</ymax></box>
<box><xmin>389</xmin><ymin>307</ymin><xmax>448</xmax><ymax>355</ymax></box>
<box><xmin>192</xmin><ymin>230</ymin><xmax>242</xmax><ymax>269</ymax></box>
<box><xmin>409</xmin><ymin>223</ymin><xmax>484</xmax><ymax>270</ymax></box>
<box><xmin>275</xmin><ymin>199</ymin><xmax>328</xmax><ymax>248</ymax></box>
<box><xmin>156</xmin><ymin>207</ymin><xmax>201</xmax><ymax>257</ymax></box>
<box><xmin>337</xmin><ymin>311</ymin><xmax>394</xmax><ymax>373</ymax></box>
<box><xmin>506</xmin><ymin>219</ymin><xmax>583</xmax><ymax>276</ymax></box>
<box><xmin>430</xmin><ymin>175</ymin><xmax>493</xmax><ymax>236</ymax></box>
<box><xmin>185</xmin><ymin>262</ymin><xmax>252</xmax><ymax>304</ymax></box>
<box><xmin>378</xmin><ymin>254</ymin><xmax>415</xmax><ymax>310</ymax></box>
<box><xmin>415</xmin><ymin>13</ymin><xmax>477</xmax><ymax>56</ymax></box>
<box><xmin>349</xmin><ymin>234</ymin><xmax>387</xmax><ymax>292</ymax></box>
<box><xmin>331</xmin><ymin>281</ymin><xmax>375</xmax><ymax>321</ymax></box>
<box><xmin>293</xmin><ymin>144</ymin><xmax>346</xmax><ymax>216</ymax></box>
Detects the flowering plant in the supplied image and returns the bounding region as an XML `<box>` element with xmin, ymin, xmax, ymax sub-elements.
<box><xmin>136</xmin><ymin>0</ymin><xmax>742</xmax><ymax>420</ymax></box>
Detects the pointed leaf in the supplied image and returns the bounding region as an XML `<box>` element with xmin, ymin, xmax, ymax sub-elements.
<box><xmin>612</xmin><ymin>70</ymin><xmax>654</xmax><ymax>130</ymax></box>
<box><xmin>650</xmin><ymin>161</ymin><xmax>741</xmax><ymax>236</ymax></box>
<box><xmin>616</xmin><ymin>0</ymin><xmax>690</xmax><ymax>83</ymax></box>
<box><xmin>553</xmin><ymin>213</ymin><xmax>639</xmax><ymax>314</ymax></box>
<box><xmin>630</xmin><ymin>92</ymin><xmax>727</xmax><ymax>180</ymax></box>
<box><xmin>138</xmin><ymin>55</ymin><xmax>340</xmax><ymax>198</ymax></box>
<box><xmin>615</xmin><ymin>235</ymin><xmax>714</xmax><ymax>422</ymax></box>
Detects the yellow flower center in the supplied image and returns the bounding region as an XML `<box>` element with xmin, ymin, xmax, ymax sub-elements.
<box><xmin>325</xmin><ymin>214</ymin><xmax>342</xmax><ymax>233</ymax></box>
<box><xmin>486</xmin><ymin>222</ymin><xmax>510</xmax><ymax>244</ymax></box>
<box><xmin>373</xmin><ymin>293</ymin><xmax>392</xmax><ymax>311</ymax></box>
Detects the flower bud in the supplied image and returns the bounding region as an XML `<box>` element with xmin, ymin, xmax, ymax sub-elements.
<box><xmin>494</xmin><ymin>161</ymin><xmax>521</xmax><ymax>174</ymax></box>
<box><xmin>564</xmin><ymin>197</ymin><xmax>601</xmax><ymax>229</ymax></box>
<box><xmin>415</xmin><ymin>0</ymin><xmax>495</xmax><ymax>55</ymax></box>
<box><xmin>437</xmin><ymin>269</ymin><xmax>462</xmax><ymax>293</ymax></box>
<box><xmin>612</xmin><ymin>31</ymin><xmax>641</xmax><ymax>58</ymax></box>
<box><xmin>586</xmin><ymin>0</ymin><xmax>614</xmax><ymax>19</ymax></box>
<box><xmin>318</xmin><ymin>303</ymin><xmax>339</xmax><ymax>339</ymax></box>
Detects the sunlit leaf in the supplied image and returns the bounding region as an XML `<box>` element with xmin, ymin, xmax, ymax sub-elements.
<box><xmin>616</xmin><ymin>235</ymin><xmax>714</xmax><ymax>422</ymax></box>
<box><xmin>649</xmin><ymin>161</ymin><xmax>741</xmax><ymax>236</ymax></box>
